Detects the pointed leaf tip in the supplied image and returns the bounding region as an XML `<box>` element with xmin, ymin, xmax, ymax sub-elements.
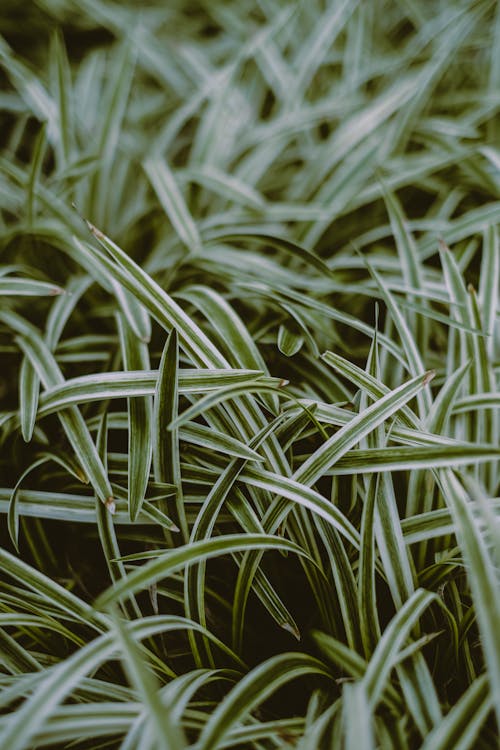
<box><xmin>77</xmin><ymin>467</ymin><xmax>89</xmax><ymax>483</ymax></box>
<box><xmin>281</xmin><ymin>622</ymin><xmax>301</xmax><ymax>640</ymax></box>
<box><xmin>423</xmin><ymin>370</ymin><xmax>435</xmax><ymax>386</ymax></box>
<box><xmin>105</xmin><ymin>497</ymin><xmax>116</xmax><ymax>514</ymax></box>
<box><xmin>85</xmin><ymin>219</ymin><xmax>105</xmax><ymax>241</ymax></box>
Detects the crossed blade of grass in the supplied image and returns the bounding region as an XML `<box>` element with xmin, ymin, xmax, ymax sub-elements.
<box><xmin>1</xmin><ymin>226</ymin><xmax>498</xmax><ymax>749</ymax></box>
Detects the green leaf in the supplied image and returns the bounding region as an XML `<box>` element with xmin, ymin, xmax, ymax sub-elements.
<box><xmin>342</xmin><ymin>682</ymin><xmax>374</xmax><ymax>750</ymax></box>
<box><xmin>420</xmin><ymin>675</ymin><xmax>491</xmax><ymax>750</ymax></box>
<box><xmin>153</xmin><ymin>328</ymin><xmax>187</xmax><ymax>540</ymax></box>
<box><xmin>108</xmin><ymin>608</ymin><xmax>187</xmax><ymax>750</ymax></box>
<box><xmin>0</xmin><ymin>278</ymin><xmax>64</xmax><ymax>296</ymax></box>
<box><xmin>198</xmin><ymin>653</ymin><xmax>331</xmax><ymax>750</ymax></box>
<box><xmin>168</xmin><ymin>378</ymin><xmax>287</xmax><ymax>430</ymax></box>
<box><xmin>18</xmin><ymin>355</ymin><xmax>39</xmax><ymax>443</ymax></box>
<box><xmin>292</xmin><ymin>370</ymin><xmax>433</xmax><ymax>487</ymax></box>
<box><xmin>144</xmin><ymin>158</ymin><xmax>201</xmax><ymax>252</ymax></box>
<box><xmin>362</xmin><ymin>589</ymin><xmax>436</xmax><ymax>707</ymax></box>
<box><xmin>95</xmin><ymin>533</ymin><xmax>313</xmax><ymax>609</ymax></box>
<box><xmin>117</xmin><ymin>314</ymin><xmax>153</xmax><ymax>521</ymax></box>
<box><xmin>438</xmin><ymin>470</ymin><xmax>500</xmax><ymax>733</ymax></box>
<box><xmin>0</xmin><ymin>309</ymin><xmax>114</xmax><ymax>509</ymax></box>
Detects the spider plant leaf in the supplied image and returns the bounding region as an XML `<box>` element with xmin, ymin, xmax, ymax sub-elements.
<box><xmin>144</xmin><ymin>158</ymin><xmax>201</xmax><ymax>253</ymax></box>
<box><xmin>153</xmin><ymin>328</ymin><xmax>187</xmax><ymax>540</ymax></box>
<box><xmin>117</xmin><ymin>314</ymin><xmax>153</xmax><ymax>522</ymax></box>
<box><xmin>95</xmin><ymin>533</ymin><xmax>313</xmax><ymax>609</ymax></box>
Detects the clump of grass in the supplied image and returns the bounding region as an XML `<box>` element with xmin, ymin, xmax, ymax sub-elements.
<box><xmin>0</xmin><ymin>1</ymin><xmax>499</xmax><ymax>748</ymax></box>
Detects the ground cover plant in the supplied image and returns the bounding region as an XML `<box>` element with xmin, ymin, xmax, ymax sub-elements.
<box><xmin>0</xmin><ymin>0</ymin><xmax>499</xmax><ymax>748</ymax></box>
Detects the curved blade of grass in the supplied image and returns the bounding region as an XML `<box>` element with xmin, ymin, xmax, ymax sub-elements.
<box><xmin>117</xmin><ymin>314</ymin><xmax>153</xmax><ymax>521</ymax></box>
<box><xmin>19</xmin><ymin>355</ymin><xmax>39</xmax><ymax>442</ymax></box>
<box><xmin>362</xmin><ymin>589</ymin><xmax>436</xmax><ymax>707</ymax></box>
<box><xmin>45</xmin><ymin>275</ymin><xmax>93</xmax><ymax>349</ymax></box>
<box><xmin>358</xmin><ymin>475</ymin><xmax>381</xmax><ymax>657</ymax></box>
<box><xmin>279</xmin><ymin>302</ymin><xmax>319</xmax><ymax>356</ymax></box>
<box><xmin>119</xmin><ymin>671</ymin><xmax>227</xmax><ymax>750</ymax></box>
<box><xmin>95</xmin><ymin>533</ymin><xmax>313</xmax><ymax>609</ymax></box>
<box><xmin>225</xmin><ymin>489</ymin><xmax>301</xmax><ymax>641</ymax></box>
<box><xmin>108</xmin><ymin>608</ymin><xmax>186</xmax><ymax>750</ymax></box>
<box><xmin>20</xmin><ymin>273</ymin><xmax>112</xmax><ymax>445</ymax></box>
<box><xmin>278</xmin><ymin>323</ymin><xmax>304</xmax><ymax>357</ymax></box>
<box><xmin>89</xmin><ymin>38</ymin><xmax>136</xmax><ymax>226</ymax></box>
<box><xmin>467</xmin><ymin>284</ymin><xmax>496</xmax><ymax>491</ymax></box>
<box><xmin>111</xmin><ymin>281</ymin><xmax>151</xmax><ymax>343</ymax></box>
<box><xmin>144</xmin><ymin>158</ymin><xmax>201</xmax><ymax>253</ymax></box>
<box><xmin>479</xmin><ymin>226</ymin><xmax>498</xmax><ymax>360</ymax></box>
<box><xmin>310</xmin><ymin>629</ymin><xmax>367</xmax><ymax>679</ymax></box>
<box><xmin>453</xmin><ymin>394</ymin><xmax>500</xmax><ymax>413</ymax></box>
<box><xmin>0</xmin><ymin>278</ymin><xmax>64</xmax><ymax>296</ymax></box>
<box><xmin>0</xmin><ymin>545</ymin><xmax>107</xmax><ymax>630</ymax></box>
<box><xmin>89</xmin><ymin>412</ymin><xmax>265</xmax><ymax>465</ymax></box>
<box><xmin>169</xmin><ymin>379</ymin><xmax>287</xmax><ymax>430</ymax></box>
<box><xmin>153</xmin><ymin>328</ymin><xmax>187</xmax><ymax>541</ymax></box>
<box><xmin>73</xmin><ymin>233</ymin><xmax>225</xmax><ymax>367</ymax></box>
<box><xmin>17</xmin><ymin>335</ymin><xmax>114</xmax><ymax>508</ymax></box>
<box><xmin>185</xmin><ymin>417</ymin><xmax>292</xmax><ymax>666</ymax></box>
<box><xmin>6</xmin><ymin>703</ymin><xmax>137</xmax><ymax>747</ymax></box>
<box><xmin>0</xmin><ymin>370</ymin><xmax>266</xmax><ymax>436</ymax></box>
<box><xmin>49</xmin><ymin>29</ymin><xmax>73</xmax><ymax>168</ymax></box>
<box><xmin>197</xmin><ymin>653</ymin><xmax>331</xmax><ymax>750</ymax></box>
<box><xmin>0</xmin><ymin>615</ymin><xmax>233</xmax><ymax>750</ymax></box>
<box><xmin>420</xmin><ymin>675</ymin><xmax>491</xmax><ymax>750</ymax></box>
<box><xmin>0</xmin><ymin>309</ymin><xmax>113</xmax><ymax>509</ymax></box>
<box><xmin>426</xmin><ymin>360</ymin><xmax>471</xmax><ymax>435</ymax></box>
<box><xmin>181</xmin><ymin>165</ymin><xmax>265</xmax><ymax>209</ymax></box>
<box><xmin>0</xmin><ymin>627</ymin><xmax>42</xmax><ymax>674</ymax></box>
<box><xmin>342</xmin><ymin>682</ymin><xmax>374</xmax><ymax>750</ymax></box>
<box><xmin>439</xmin><ymin>240</ymin><xmax>473</xmax><ymax>400</ymax></box>
<box><xmin>181</xmin><ymin>422</ymin><xmax>263</xmax><ymax>462</ymax></box>
<box><xmin>396</xmin><ymin>653</ymin><xmax>442</xmax><ymax>737</ymax></box>
<box><xmin>325</xmin><ymin>443</ymin><xmax>500</xmax><ymax>474</ymax></box>
<box><xmin>361</xmin><ymin>252</ymin><xmax>431</xmax><ymax>414</ymax></box>
<box><xmin>406</xmin><ymin>362</ymin><xmax>470</xmax><ymax>536</ymax></box>
<box><xmin>402</xmin><ymin>495</ymin><xmax>500</xmax><ymax>544</ymax></box>
<box><xmin>240</xmin><ymin>466</ymin><xmax>359</xmax><ymax>548</ymax></box>
<box><xmin>312</xmin><ymin>515</ymin><xmax>362</xmax><ymax>651</ymax></box>
<box><xmin>438</xmin><ymin>469</ymin><xmax>500</xmax><ymax>732</ymax></box>
<box><xmin>321</xmin><ymin>350</ymin><xmax>420</xmax><ymax>429</ymax></box>
<box><xmin>94</xmin><ymin>414</ymin><xmax>142</xmax><ymax>620</ymax></box>
<box><xmin>27</xmin><ymin>122</ymin><xmax>47</xmax><ymax>224</ymax></box>
<box><xmin>206</xmin><ymin>231</ymin><xmax>335</xmax><ymax>279</ymax></box>
<box><xmin>420</xmin><ymin>203</ymin><xmax>500</xmax><ymax>262</ymax></box>
<box><xmin>294</xmin><ymin>0</ymin><xmax>359</xmax><ymax>95</ymax></box>
<box><xmin>176</xmin><ymin>284</ymin><xmax>278</xmax><ymax>413</ymax></box>
<box><xmin>239</xmin><ymin>283</ymin><xmax>407</xmax><ymax>366</ymax></box>
<box><xmin>8</xmin><ymin>456</ymin><xmax>53</xmax><ymax>552</ymax></box>
<box><xmin>375</xmin><ymin>470</ymin><xmax>416</xmax><ymax>608</ymax></box>
<box><xmin>292</xmin><ymin>370</ymin><xmax>433</xmax><ymax>487</ymax></box>
<box><xmin>0</xmin><ymin>489</ymin><xmax>180</xmax><ymax>526</ymax></box>
<box><xmin>0</xmin><ymin>36</ymin><xmax>58</xmax><ymax>140</ymax></box>
<box><xmin>382</xmin><ymin>184</ymin><xmax>427</xmax><ymax>351</ymax></box>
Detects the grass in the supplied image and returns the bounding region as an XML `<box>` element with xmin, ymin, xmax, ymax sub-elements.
<box><xmin>0</xmin><ymin>0</ymin><xmax>499</xmax><ymax>747</ymax></box>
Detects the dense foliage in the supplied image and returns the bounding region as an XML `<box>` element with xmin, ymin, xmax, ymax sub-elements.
<box><xmin>0</xmin><ymin>1</ymin><xmax>499</xmax><ymax>748</ymax></box>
